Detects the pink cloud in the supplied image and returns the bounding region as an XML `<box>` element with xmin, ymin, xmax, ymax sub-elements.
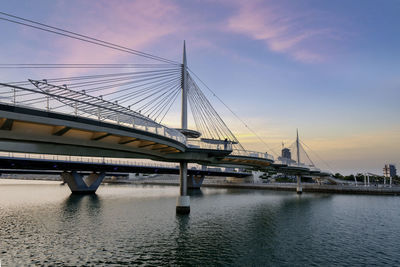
<box><xmin>225</xmin><ymin>0</ymin><xmax>338</xmax><ymax>63</ymax></box>
<box><xmin>50</xmin><ymin>0</ymin><xmax>185</xmax><ymax>76</ymax></box>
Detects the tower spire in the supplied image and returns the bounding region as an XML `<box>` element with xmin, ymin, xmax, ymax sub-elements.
<box><xmin>296</xmin><ymin>128</ymin><xmax>300</xmax><ymax>166</ymax></box>
<box><xmin>181</xmin><ymin>41</ymin><xmax>188</xmax><ymax>130</ymax></box>
<box><xmin>296</xmin><ymin>128</ymin><xmax>303</xmax><ymax>194</ymax></box>
<box><xmin>183</xmin><ymin>40</ymin><xmax>187</xmax><ymax>67</ymax></box>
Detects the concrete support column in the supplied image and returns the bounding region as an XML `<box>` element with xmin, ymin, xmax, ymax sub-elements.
<box><xmin>176</xmin><ymin>161</ymin><xmax>190</xmax><ymax>214</ymax></box>
<box><xmin>187</xmin><ymin>174</ymin><xmax>205</xmax><ymax>189</ymax></box>
<box><xmin>61</xmin><ymin>171</ymin><xmax>105</xmax><ymax>194</ymax></box>
<box><xmin>296</xmin><ymin>175</ymin><xmax>302</xmax><ymax>194</ymax></box>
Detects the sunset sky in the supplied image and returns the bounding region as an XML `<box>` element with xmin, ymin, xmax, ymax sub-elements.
<box><xmin>0</xmin><ymin>0</ymin><xmax>399</xmax><ymax>174</ymax></box>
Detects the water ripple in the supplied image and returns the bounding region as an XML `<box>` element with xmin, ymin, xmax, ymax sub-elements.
<box><xmin>0</xmin><ymin>181</ymin><xmax>399</xmax><ymax>266</ymax></box>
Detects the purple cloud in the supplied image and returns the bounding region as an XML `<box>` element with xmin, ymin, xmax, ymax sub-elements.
<box><xmin>224</xmin><ymin>0</ymin><xmax>340</xmax><ymax>63</ymax></box>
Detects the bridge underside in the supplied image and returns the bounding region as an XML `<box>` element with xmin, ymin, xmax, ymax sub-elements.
<box><xmin>217</xmin><ymin>155</ymin><xmax>273</xmax><ymax>170</ymax></box>
<box><xmin>269</xmin><ymin>163</ymin><xmax>330</xmax><ymax>177</ymax></box>
<box><xmin>0</xmin><ymin>104</ymin><xmax>184</xmax><ymax>161</ymax></box>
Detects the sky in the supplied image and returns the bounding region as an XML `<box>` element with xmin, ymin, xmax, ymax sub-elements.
<box><xmin>0</xmin><ymin>0</ymin><xmax>399</xmax><ymax>174</ymax></box>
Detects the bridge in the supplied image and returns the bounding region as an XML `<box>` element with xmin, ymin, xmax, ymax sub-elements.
<box><xmin>0</xmin><ymin>152</ymin><xmax>252</xmax><ymax>189</ymax></box>
<box><xmin>0</xmin><ymin>14</ymin><xmax>332</xmax><ymax>214</ymax></box>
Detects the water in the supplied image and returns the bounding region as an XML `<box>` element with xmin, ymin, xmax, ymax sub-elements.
<box><xmin>0</xmin><ymin>179</ymin><xmax>399</xmax><ymax>266</ymax></box>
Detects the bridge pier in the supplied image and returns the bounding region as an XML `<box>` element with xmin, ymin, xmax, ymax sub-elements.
<box><xmin>187</xmin><ymin>174</ymin><xmax>205</xmax><ymax>189</ymax></box>
<box><xmin>296</xmin><ymin>175</ymin><xmax>302</xmax><ymax>194</ymax></box>
<box><xmin>176</xmin><ymin>161</ymin><xmax>190</xmax><ymax>214</ymax></box>
<box><xmin>61</xmin><ymin>171</ymin><xmax>105</xmax><ymax>194</ymax></box>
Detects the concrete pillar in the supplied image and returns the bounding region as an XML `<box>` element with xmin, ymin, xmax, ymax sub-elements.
<box><xmin>176</xmin><ymin>161</ymin><xmax>190</xmax><ymax>214</ymax></box>
<box><xmin>187</xmin><ymin>174</ymin><xmax>205</xmax><ymax>189</ymax></box>
<box><xmin>61</xmin><ymin>171</ymin><xmax>105</xmax><ymax>194</ymax></box>
<box><xmin>296</xmin><ymin>175</ymin><xmax>302</xmax><ymax>194</ymax></box>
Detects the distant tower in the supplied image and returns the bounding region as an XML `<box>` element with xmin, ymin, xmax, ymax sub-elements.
<box><xmin>282</xmin><ymin>148</ymin><xmax>291</xmax><ymax>159</ymax></box>
<box><xmin>296</xmin><ymin>129</ymin><xmax>300</xmax><ymax>166</ymax></box>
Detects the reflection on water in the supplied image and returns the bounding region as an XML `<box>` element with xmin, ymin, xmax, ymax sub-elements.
<box><xmin>188</xmin><ymin>188</ymin><xmax>204</xmax><ymax>197</ymax></box>
<box><xmin>0</xmin><ymin>179</ymin><xmax>399</xmax><ymax>266</ymax></box>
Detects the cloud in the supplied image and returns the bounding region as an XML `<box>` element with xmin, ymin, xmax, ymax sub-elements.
<box><xmin>224</xmin><ymin>0</ymin><xmax>338</xmax><ymax>63</ymax></box>
<box><xmin>50</xmin><ymin>0</ymin><xmax>185</xmax><ymax>76</ymax></box>
<box><xmin>233</xmin><ymin>122</ymin><xmax>400</xmax><ymax>173</ymax></box>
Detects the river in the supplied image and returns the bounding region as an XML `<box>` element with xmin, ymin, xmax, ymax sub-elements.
<box><xmin>0</xmin><ymin>179</ymin><xmax>399</xmax><ymax>266</ymax></box>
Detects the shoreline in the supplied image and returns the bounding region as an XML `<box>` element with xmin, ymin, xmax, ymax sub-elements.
<box><xmin>1</xmin><ymin>177</ymin><xmax>399</xmax><ymax>196</ymax></box>
<box><xmin>142</xmin><ymin>180</ymin><xmax>400</xmax><ymax>195</ymax></box>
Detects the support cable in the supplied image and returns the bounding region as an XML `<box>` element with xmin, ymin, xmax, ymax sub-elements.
<box><xmin>300</xmin><ymin>140</ymin><xmax>334</xmax><ymax>172</ymax></box>
<box><xmin>150</xmin><ymin>85</ymin><xmax>181</xmax><ymax>120</ymax></box>
<box><xmin>189</xmin><ymin>75</ymin><xmax>243</xmax><ymax>148</ymax></box>
<box><xmin>0</xmin><ymin>12</ymin><xmax>178</xmax><ymax>64</ymax></box>
<box><xmin>159</xmin><ymin>88</ymin><xmax>181</xmax><ymax>124</ymax></box>
<box><xmin>189</xmin><ymin>80</ymin><xmax>213</xmax><ymax>137</ymax></box>
<box><xmin>0</xmin><ymin>63</ymin><xmax>176</xmax><ymax>69</ymax></box>
<box><xmin>188</xmin><ymin>68</ymin><xmax>277</xmax><ymax>156</ymax></box>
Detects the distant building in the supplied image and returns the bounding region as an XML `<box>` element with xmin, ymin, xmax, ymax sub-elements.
<box><xmin>278</xmin><ymin>148</ymin><xmax>296</xmax><ymax>165</ymax></box>
<box><xmin>383</xmin><ymin>164</ymin><xmax>397</xmax><ymax>178</ymax></box>
<box><xmin>282</xmin><ymin>148</ymin><xmax>291</xmax><ymax>159</ymax></box>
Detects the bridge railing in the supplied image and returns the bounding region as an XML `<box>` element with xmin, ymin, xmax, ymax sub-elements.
<box><xmin>187</xmin><ymin>139</ymin><xmax>232</xmax><ymax>151</ymax></box>
<box><xmin>285</xmin><ymin>162</ymin><xmax>309</xmax><ymax>169</ymax></box>
<box><xmin>231</xmin><ymin>150</ymin><xmax>274</xmax><ymax>161</ymax></box>
<box><xmin>308</xmin><ymin>166</ymin><xmax>321</xmax><ymax>172</ymax></box>
<box><xmin>0</xmin><ymin>83</ymin><xmax>186</xmax><ymax>144</ymax></box>
<box><xmin>0</xmin><ymin>152</ymin><xmax>246</xmax><ymax>174</ymax></box>
<box><xmin>0</xmin><ymin>151</ymin><xmax>180</xmax><ymax>168</ymax></box>
<box><xmin>276</xmin><ymin>160</ymin><xmax>326</xmax><ymax>173</ymax></box>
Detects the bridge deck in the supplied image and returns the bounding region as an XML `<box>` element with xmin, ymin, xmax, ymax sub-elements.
<box><xmin>0</xmin><ymin>157</ymin><xmax>251</xmax><ymax>178</ymax></box>
<box><xmin>0</xmin><ymin>103</ymin><xmax>185</xmax><ymax>160</ymax></box>
<box><xmin>0</xmin><ymin>103</ymin><xmax>276</xmax><ymax>170</ymax></box>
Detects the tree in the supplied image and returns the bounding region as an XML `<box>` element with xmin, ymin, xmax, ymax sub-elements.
<box><xmin>343</xmin><ymin>174</ymin><xmax>355</xmax><ymax>181</ymax></box>
<box><xmin>334</xmin><ymin>173</ymin><xmax>344</xmax><ymax>179</ymax></box>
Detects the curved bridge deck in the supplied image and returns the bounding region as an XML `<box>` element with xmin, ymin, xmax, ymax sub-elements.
<box><xmin>0</xmin><ymin>103</ymin><xmax>275</xmax><ymax>170</ymax></box>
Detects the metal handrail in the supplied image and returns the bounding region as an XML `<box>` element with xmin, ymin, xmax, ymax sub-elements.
<box><xmin>0</xmin><ymin>83</ymin><xmax>186</xmax><ymax>144</ymax></box>
<box><xmin>0</xmin><ymin>152</ymin><xmax>244</xmax><ymax>173</ymax></box>
<box><xmin>230</xmin><ymin>149</ymin><xmax>274</xmax><ymax>161</ymax></box>
<box><xmin>187</xmin><ymin>139</ymin><xmax>232</xmax><ymax>151</ymax></box>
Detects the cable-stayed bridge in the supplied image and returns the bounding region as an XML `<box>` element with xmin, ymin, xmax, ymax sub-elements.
<box><xmin>0</xmin><ymin>11</ymin><xmax>332</xmax><ymax>213</ymax></box>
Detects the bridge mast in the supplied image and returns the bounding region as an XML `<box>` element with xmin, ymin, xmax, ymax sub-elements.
<box><xmin>296</xmin><ymin>129</ymin><xmax>302</xmax><ymax>194</ymax></box>
<box><xmin>181</xmin><ymin>40</ymin><xmax>188</xmax><ymax>130</ymax></box>
<box><xmin>177</xmin><ymin>41</ymin><xmax>190</xmax><ymax>214</ymax></box>
<box><xmin>296</xmin><ymin>129</ymin><xmax>300</xmax><ymax>166</ymax></box>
